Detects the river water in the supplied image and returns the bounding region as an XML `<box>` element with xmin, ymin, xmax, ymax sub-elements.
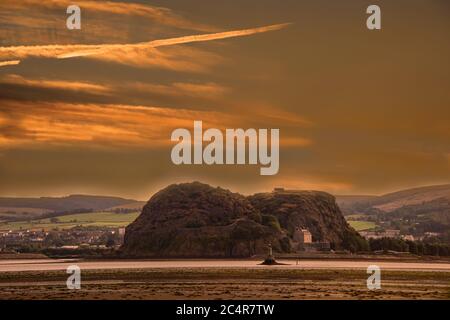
<box><xmin>0</xmin><ymin>259</ymin><xmax>449</xmax><ymax>272</ymax></box>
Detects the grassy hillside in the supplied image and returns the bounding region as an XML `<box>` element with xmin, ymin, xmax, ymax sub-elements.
<box><xmin>347</xmin><ymin>220</ymin><xmax>377</xmax><ymax>231</ymax></box>
<box><xmin>106</xmin><ymin>201</ymin><xmax>146</xmax><ymax>212</ymax></box>
<box><xmin>370</xmin><ymin>185</ymin><xmax>450</xmax><ymax>212</ymax></box>
<box><xmin>0</xmin><ymin>207</ymin><xmax>51</xmax><ymax>221</ymax></box>
<box><xmin>0</xmin><ymin>211</ymin><xmax>140</xmax><ymax>231</ymax></box>
<box><xmin>336</xmin><ymin>185</ymin><xmax>450</xmax><ymax>215</ymax></box>
<box><xmin>0</xmin><ymin>195</ymin><xmax>140</xmax><ymax>213</ymax></box>
<box><xmin>0</xmin><ymin>195</ymin><xmax>143</xmax><ymax>222</ymax></box>
<box><xmin>340</xmin><ymin>184</ymin><xmax>450</xmax><ymax>214</ymax></box>
<box><xmin>335</xmin><ymin>195</ymin><xmax>377</xmax><ymax>215</ymax></box>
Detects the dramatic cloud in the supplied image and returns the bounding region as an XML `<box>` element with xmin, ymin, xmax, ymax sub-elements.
<box><xmin>0</xmin><ymin>99</ymin><xmax>308</xmax><ymax>149</ymax></box>
<box><xmin>0</xmin><ymin>0</ymin><xmax>448</xmax><ymax>197</ymax></box>
<box><xmin>0</xmin><ymin>101</ymin><xmax>222</xmax><ymax>148</ymax></box>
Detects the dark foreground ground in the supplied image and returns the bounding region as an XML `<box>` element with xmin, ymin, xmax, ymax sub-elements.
<box><xmin>0</xmin><ymin>268</ymin><xmax>449</xmax><ymax>300</ymax></box>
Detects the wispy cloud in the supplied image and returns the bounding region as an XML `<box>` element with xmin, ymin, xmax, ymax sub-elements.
<box><xmin>0</xmin><ymin>23</ymin><xmax>291</xmax><ymax>67</ymax></box>
<box><xmin>1</xmin><ymin>74</ymin><xmax>111</xmax><ymax>94</ymax></box>
<box><xmin>0</xmin><ymin>60</ymin><xmax>20</xmax><ymax>67</ymax></box>
<box><xmin>126</xmin><ymin>81</ymin><xmax>229</xmax><ymax>99</ymax></box>
<box><xmin>0</xmin><ymin>74</ymin><xmax>228</xmax><ymax>100</ymax></box>
<box><xmin>84</xmin><ymin>46</ymin><xmax>224</xmax><ymax>72</ymax></box>
<box><xmin>0</xmin><ymin>0</ymin><xmax>214</xmax><ymax>32</ymax></box>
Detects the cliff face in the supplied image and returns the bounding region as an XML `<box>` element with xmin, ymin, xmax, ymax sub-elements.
<box><xmin>248</xmin><ymin>191</ymin><xmax>362</xmax><ymax>249</ymax></box>
<box><xmin>121</xmin><ymin>182</ymin><xmax>365</xmax><ymax>257</ymax></box>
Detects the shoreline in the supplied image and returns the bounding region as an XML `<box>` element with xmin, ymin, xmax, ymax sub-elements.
<box><xmin>0</xmin><ymin>267</ymin><xmax>449</xmax><ymax>300</ymax></box>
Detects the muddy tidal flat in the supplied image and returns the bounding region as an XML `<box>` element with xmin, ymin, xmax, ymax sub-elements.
<box><xmin>0</xmin><ymin>259</ymin><xmax>449</xmax><ymax>300</ymax></box>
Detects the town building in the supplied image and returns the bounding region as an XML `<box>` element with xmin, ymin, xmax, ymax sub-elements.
<box><xmin>359</xmin><ymin>229</ymin><xmax>402</xmax><ymax>240</ymax></box>
<box><xmin>291</xmin><ymin>227</ymin><xmax>330</xmax><ymax>252</ymax></box>
<box><xmin>117</xmin><ymin>227</ymin><xmax>126</xmax><ymax>244</ymax></box>
<box><xmin>294</xmin><ymin>228</ymin><xmax>312</xmax><ymax>244</ymax></box>
<box><xmin>402</xmin><ymin>235</ymin><xmax>415</xmax><ymax>241</ymax></box>
<box><xmin>384</xmin><ymin>229</ymin><xmax>401</xmax><ymax>238</ymax></box>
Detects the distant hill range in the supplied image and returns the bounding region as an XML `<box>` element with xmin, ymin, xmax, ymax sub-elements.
<box><xmin>0</xmin><ymin>195</ymin><xmax>145</xmax><ymax>221</ymax></box>
<box><xmin>336</xmin><ymin>185</ymin><xmax>450</xmax><ymax>240</ymax></box>
<box><xmin>336</xmin><ymin>184</ymin><xmax>450</xmax><ymax>216</ymax></box>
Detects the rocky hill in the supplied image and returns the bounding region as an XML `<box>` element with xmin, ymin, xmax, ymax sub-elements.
<box><xmin>121</xmin><ymin>182</ymin><xmax>365</xmax><ymax>258</ymax></box>
<box><xmin>249</xmin><ymin>190</ymin><xmax>363</xmax><ymax>249</ymax></box>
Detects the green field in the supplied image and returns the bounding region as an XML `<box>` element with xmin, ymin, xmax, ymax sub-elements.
<box><xmin>0</xmin><ymin>211</ymin><xmax>140</xmax><ymax>231</ymax></box>
<box><xmin>348</xmin><ymin>220</ymin><xmax>377</xmax><ymax>231</ymax></box>
<box><xmin>345</xmin><ymin>214</ymin><xmax>366</xmax><ymax>219</ymax></box>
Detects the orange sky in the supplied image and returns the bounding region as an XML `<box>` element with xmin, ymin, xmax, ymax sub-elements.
<box><xmin>0</xmin><ymin>0</ymin><xmax>449</xmax><ymax>199</ymax></box>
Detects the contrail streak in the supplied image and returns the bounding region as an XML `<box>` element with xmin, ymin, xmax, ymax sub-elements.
<box><xmin>0</xmin><ymin>23</ymin><xmax>291</xmax><ymax>66</ymax></box>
